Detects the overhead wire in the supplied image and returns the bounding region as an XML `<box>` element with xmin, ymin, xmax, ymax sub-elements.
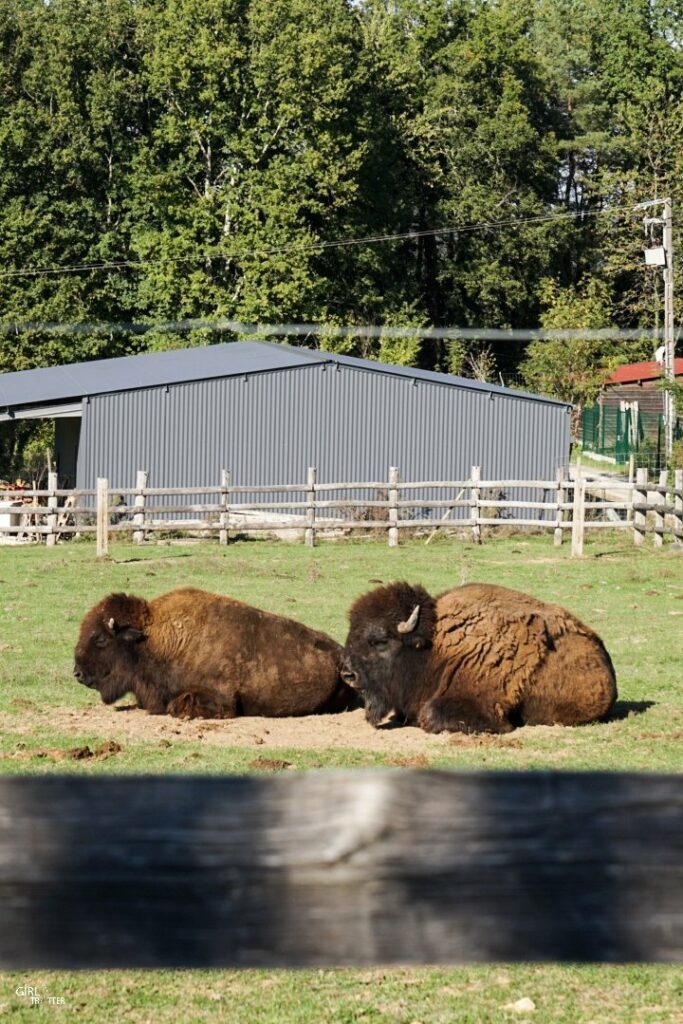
<box><xmin>0</xmin><ymin>201</ymin><xmax>646</xmax><ymax>280</ymax></box>
<box><xmin>0</xmin><ymin>319</ymin><xmax>674</xmax><ymax>342</ymax></box>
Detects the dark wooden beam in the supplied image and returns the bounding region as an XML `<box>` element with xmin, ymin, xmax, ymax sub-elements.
<box><xmin>0</xmin><ymin>771</ymin><xmax>681</xmax><ymax>967</ymax></box>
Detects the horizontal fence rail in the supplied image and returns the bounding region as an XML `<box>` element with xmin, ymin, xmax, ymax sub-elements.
<box><xmin>1</xmin><ymin>467</ymin><xmax>682</xmax><ymax>555</ymax></box>
<box><xmin>0</xmin><ymin>771</ymin><xmax>681</xmax><ymax>968</ymax></box>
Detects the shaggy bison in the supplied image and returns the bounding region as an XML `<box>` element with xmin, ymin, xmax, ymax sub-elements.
<box><xmin>341</xmin><ymin>581</ymin><xmax>617</xmax><ymax>734</ymax></box>
<box><xmin>74</xmin><ymin>587</ymin><xmax>358</xmax><ymax>718</ymax></box>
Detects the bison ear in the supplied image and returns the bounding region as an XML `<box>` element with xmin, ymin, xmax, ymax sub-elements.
<box><xmin>117</xmin><ymin>626</ymin><xmax>145</xmax><ymax>644</ymax></box>
<box><xmin>407</xmin><ymin>635</ymin><xmax>427</xmax><ymax>651</ymax></box>
<box><xmin>105</xmin><ymin>617</ymin><xmax>145</xmax><ymax>644</ymax></box>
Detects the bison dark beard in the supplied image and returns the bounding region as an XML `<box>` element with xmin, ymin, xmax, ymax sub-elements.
<box><xmin>98</xmin><ymin>671</ymin><xmax>131</xmax><ymax>705</ymax></box>
<box><xmin>362</xmin><ymin>688</ymin><xmax>393</xmax><ymax>728</ymax></box>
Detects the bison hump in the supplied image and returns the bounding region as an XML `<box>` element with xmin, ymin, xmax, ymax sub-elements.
<box><xmin>433</xmin><ymin>587</ymin><xmax>577</xmax><ymax>700</ymax></box>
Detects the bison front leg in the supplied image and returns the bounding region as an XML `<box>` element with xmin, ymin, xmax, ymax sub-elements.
<box><xmin>166</xmin><ymin>689</ymin><xmax>237</xmax><ymax>720</ymax></box>
<box><xmin>418</xmin><ymin>696</ymin><xmax>514</xmax><ymax>735</ymax></box>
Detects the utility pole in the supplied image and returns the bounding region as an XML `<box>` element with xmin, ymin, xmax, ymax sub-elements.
<box><xmin>663</xmin><ymin>198</ymin><xmax>675</xmax><ymax>461</ymax></box>
<box><xmin>637</xmin><ymin>197</ymin><xmax>675</xmax><ymax>461</ymax></box>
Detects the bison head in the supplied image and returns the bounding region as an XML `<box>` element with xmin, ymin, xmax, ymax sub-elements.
<box><xmin>74</xmin><ymin>593</ymin><xmax>149</xmax><ymax>705</ymax></box>
<box><xmin>341</xmin><ymin>581</ymin><xmax>436</xmax><ymax>726</ymax></box>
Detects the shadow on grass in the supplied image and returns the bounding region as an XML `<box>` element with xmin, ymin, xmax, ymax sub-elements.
<box><xmin>608</xmin><ymin>700</ymin><xmax>656</xmax><ymax>721</ymax></box>
<box><xmin>112</xmin><ymin>552</ymin><xmax>194</xmax><ymax>563</ymax></box>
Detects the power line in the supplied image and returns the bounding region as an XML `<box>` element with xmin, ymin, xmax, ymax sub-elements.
<box><xmin>0</xmin><ymin>202</ymin><xmax>642</xmax><ymax>281</ymax></box>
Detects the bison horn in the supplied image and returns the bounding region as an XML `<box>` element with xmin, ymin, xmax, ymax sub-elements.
<box><xmin>106</xmin><ymin>617</ymin><xmax>116</xmax><ymax>633</ymax></box>
<box><xmin>397</xmin><ymin>604</ymin><xmax>420</xmax><ymax>634</ymax></box>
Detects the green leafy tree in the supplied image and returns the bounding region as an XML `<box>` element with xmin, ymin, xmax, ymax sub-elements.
<box><xmin>521</xmin><ymin>279</ymin><xmax>620</xmax><ymax>433</ymax></box>
<box><xmin>1</xmin><ymin>0</ymin><xmax>683</xmax><ymax>390</ymax></box>
<box><xmin>355</xmin><ymin>0</ymin><xmax>564</xmax><ymax>374</ymax></box>
<box><xmin>0</xmin><ymin>0</ymin><xmax>145</xmax><ymax>372</ymax></box>
<box><xmin>532</xmin><ymin>0</ymin><xmax>683</xmax><ymax>332</ymax></box>
<box><xmin>130</xmin><ymin>0</ymin><xmax>379</xmax><ymax>327</ymax></box>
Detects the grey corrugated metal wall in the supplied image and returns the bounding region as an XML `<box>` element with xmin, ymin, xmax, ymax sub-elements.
<box><xmin>77</xmin><ymin>363</ymin><xmax>570</xmax><ymax>496</ymax></box>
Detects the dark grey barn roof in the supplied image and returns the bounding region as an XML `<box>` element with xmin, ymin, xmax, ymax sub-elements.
<box><xmin>0</xmin><ymin>339</ymin><xmax>567</xmax><ymax>412</ymax></box>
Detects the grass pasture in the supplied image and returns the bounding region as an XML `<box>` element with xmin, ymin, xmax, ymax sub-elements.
<box><xmin>0</xmin><ymin>533</ymin><xmax>682</xmax><ymax>1021</ymax></box>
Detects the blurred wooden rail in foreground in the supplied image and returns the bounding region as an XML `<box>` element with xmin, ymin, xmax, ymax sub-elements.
<box><xmin>0</xmin><ymin>771</ymin><xmax>681</xmax><ymax>968</ymax></box>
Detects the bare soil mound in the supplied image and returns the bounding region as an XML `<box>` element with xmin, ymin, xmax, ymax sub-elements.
<box><xmin>8</xmin><ymin>701</ymin><xmax>466</xmax><ymax>754</ymax></box>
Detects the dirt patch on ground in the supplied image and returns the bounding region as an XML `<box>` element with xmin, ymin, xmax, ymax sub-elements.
<box><xmin>249</xmin><ymin>756</ymin><xmax>294</xmax><ymax>771</ymax></box>
<box><xmin>1</xmin><ymin>701</ymin><xmax>468</xmax><ymax>754</ymax></box>
<box><xmin>0</xmin><ymin>697</ymin><xmax>581</xmax><ymax>755</ymax></box>
<box><xmin>5</xmin><ymin>739</ymin><xmax>124</xmax><ymax>763</ymax></box>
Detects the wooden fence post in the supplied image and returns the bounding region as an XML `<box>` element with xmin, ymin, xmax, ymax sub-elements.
<box><xmin>571</xmin><ymin>469</ymin><xmax>585</xmax><ymax>556</ymax></box>
<box><xmin>45</xmin><ymin>471</ymin><xmax>58</xmax><ymax>548</ymax></box>
<box><xmin>633</xmin><ymin>468</ymin><xmax>648</xmax><ymax>546</ymax></box>
<box><xmin>626</xmin><ymin>454</ymin><xmax>636</xmax><ymax>524</ymax></box>
<box><xmin>388</xmin><ymin>466</ymin><xmax>399</xmax><ymax>548</ymax></box>
<box><xmin>675</xmin><ymin>469</ymin><xmax>683</xmax><ymax>548</ymax></box>
<box><xmin>133</xmin><ymin>470</ymin><xmax>148</xmax><ymax>545</ymax></box>
<box><xmin>25</xmin><ymin>487</ymin><xmax>39</xmax><ymax>543</ymax></box>
<box><xmin>554</xmin><ymin>467</ymin><xmax>566</xmax><ymax>547</ymax></box>
<box><xmin>1</xmin><ymin>771</ymin><xmax>682</xmax><ymax>968</ymax></box>
<box><xmin>219</xmin><ymin>469</ymin><xmax>231</xmax><ymax>546</ymax></box>
<box><xmin>305</xmin><ymin>467</ymin><xmax>317</xmax><ymax>548</ymax></box>
<box><xmin>96</xmin><ymin>478</ymin><xmax>109</xmax><ymax>558</ymax></box>
<box><xmin>653</xmin><ymin>469</ymin><xmax>667</xmax><ymax>548</ymax></box>
<box><xmin>470</xmin><ymin>465</ymin><xmax>481</xmax><ymax>544</ymax></box>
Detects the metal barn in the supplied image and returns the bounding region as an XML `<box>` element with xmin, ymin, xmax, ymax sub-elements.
<box><xmin>0</xmin><ymin>340</ymin><xmax>571</xmax><ymax>490</ymax></box>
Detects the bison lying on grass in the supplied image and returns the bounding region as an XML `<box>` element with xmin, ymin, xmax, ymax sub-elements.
<box><xmin>74</xmin><ymin>587</ymin><xmax>358</xmax><ymax>719</ymax></box>
<box><xmin>341</xmin><ymin>581</ymin><xmax>617</xmax><ymax>734</ymax></box>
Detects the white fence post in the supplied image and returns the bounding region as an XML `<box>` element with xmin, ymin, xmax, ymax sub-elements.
<box><xmin>653</xmin><ymin>469</ymin><xmax>667</xmax><ymax>548</ymax></box>
<box><xmin>571</xmin><ymin>470</ymin><xmax>585</xmax><ymax>557</ymax></box>
<box><xmin>633</xmin><ymin>468</ymin><xmax>648</xmax><ymax>547</ymax></box>
<box><xmin>388</xmin><ymin>466</ymin><xmax>399</xmax><ymax>548</ymax></box>
<box><xmin>470</xmin><ymin>465</ymin><xmax>481</xmax><ymax>544</ymax></box>
<box><xmin>46</xmin><ymin>471</ymin><xmax>58</xmax><ymax>548</ymax></box>
<box><xmin>627</xmin><ymin>454</ymin><xmax>636</xmax><ymax>523</ymax></box>
<box><xmin>133</xmin><ymin>470</ymin><xmax>148</xmax><ymax>545</ymax></box>
<box><xmin>305</xmin><ymin>467</ymin><xmax>317</xmax><ymax>548</ymax></box>
<box><xmin>554</xmin><ymin>467</ymin><xmax>566</xmax><ymax>547</ymax></box>
<box><xmin>96</xmin><ymin>478</ymin><xmax>109</xmax><ymax>558</ymax></box>
<box><xmin>219</xmin><ymin>469</ymin><xmax>231</xmax><ymax>546</ymax></box>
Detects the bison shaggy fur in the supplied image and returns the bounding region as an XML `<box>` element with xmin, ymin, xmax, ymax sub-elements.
<box><xmin>341</xmin><ymin>581</ymin><xmax>617</xmax><ymax>733</ymax></box>
<box><xmin>74</xmin><ymin>587</ymin><xmax>358</xmax><ymax>719</ymax></box>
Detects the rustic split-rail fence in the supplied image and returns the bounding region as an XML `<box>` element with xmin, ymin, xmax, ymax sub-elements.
<box><xmin>1</xmin><ymin>466</ymin><xmax>682</xmax><ymax>556</ymax></box>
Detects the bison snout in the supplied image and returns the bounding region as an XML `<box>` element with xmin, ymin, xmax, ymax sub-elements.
<box><xmin>340</xmin><ymin>663</ymin><xmax>359</xmax><ymax>688</ymax></box>
<box><xmin>73</xmin><ymin>664</ymin><xmax>92</xmax><ymax>688</ymax></box>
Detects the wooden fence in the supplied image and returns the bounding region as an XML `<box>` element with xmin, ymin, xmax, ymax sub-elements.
<box><xmin>1</xmin><ymin>466</ymin><xmax>682</xmax><ymax>556</ymax></box>
<box><xmin>1</xmin><ymin>771</ymin><xmax>681</xmax><ymax>967</ymax></box>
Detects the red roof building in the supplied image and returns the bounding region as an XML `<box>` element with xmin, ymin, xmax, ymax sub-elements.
<box><xmin>602</xmin><ymin>357</ymin><xmax>683</xmax><ymax>413</ymax></box>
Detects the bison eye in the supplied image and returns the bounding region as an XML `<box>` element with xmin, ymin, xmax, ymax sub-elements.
<box><xmin>94</xmin><ymin>635</ymin><xmax>109</xmax><ymax>648</ymax></box>
<box><xmin>369</xmin><ymin>637</ymin><xmax>389</xmax><ymax>649</ymax></box>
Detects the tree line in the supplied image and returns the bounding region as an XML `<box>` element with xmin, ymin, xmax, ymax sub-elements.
<box><xmin>0</xmin><ymin>0</ymin><xmax>682</xmax><ymax>409</ymax></box>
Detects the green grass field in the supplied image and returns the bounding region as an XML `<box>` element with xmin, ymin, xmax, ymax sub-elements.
<box><xmin>1</xmin><ymin>533</ymin><xmax>682</xmax><ymax>1021</ymax></box>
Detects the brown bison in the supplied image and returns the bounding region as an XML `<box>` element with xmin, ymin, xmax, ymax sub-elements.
<box><xmin>341</xmin><ymin>581</ymin><xmax>617</xmax><ymax>733</ymax></box>
<box><xmin>74</xmin><ymin>587</ymin><xmax>358</xmax><ymax>718</ymax></box>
